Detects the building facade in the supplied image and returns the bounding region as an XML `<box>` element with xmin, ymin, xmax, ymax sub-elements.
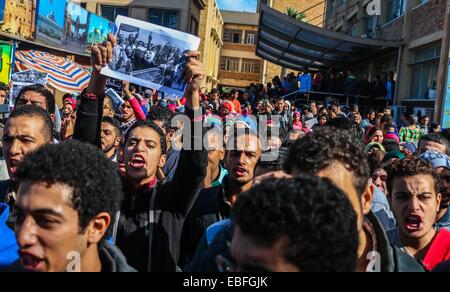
<box><xmin>198</xmin><ymin>0</ymin><xmax>223</xmax><ymax>92</ymax></box>
<box><xmin>0</xmin><ymin>0</ymin><xmax>36</xmax><ymax>39</ymax></box>
<box><xmin>78</xmin><ymin>0</ymin><xmax>206</xmax><ymax>36</ymax></box>
<box><xmin>324</xmin><ymin>0</ymin><xmax>450</xmax><ymax>124</ymax></box>
<box><xmin>218</xmin><ymin>10</ymin><xmax>262</xmax><ymax>89</ymax></box>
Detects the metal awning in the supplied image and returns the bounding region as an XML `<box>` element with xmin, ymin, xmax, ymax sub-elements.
<box><xmin>256</xmin><ymin>4</ymin><xmax>402</xmax><ymax>71</ymax></box>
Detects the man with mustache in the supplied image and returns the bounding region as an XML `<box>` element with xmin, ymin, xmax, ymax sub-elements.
<box><xmin>387</xmin><ymin>157</ymin><xmax>450</xmax><ymax>271</ymax></box>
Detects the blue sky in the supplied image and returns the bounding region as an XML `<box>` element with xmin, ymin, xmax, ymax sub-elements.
<box><xmin>38</xmin><ymin>0</ymin><xmax>67</xmax><ymax>27</ymax></box>
<box><xmin>216</xmin><ymin>0</ymin><xmax>258</xmax><ymax>12</ymax></box>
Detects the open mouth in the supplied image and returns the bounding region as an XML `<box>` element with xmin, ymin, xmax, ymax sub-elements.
<box><xmin>233</xmin><ymin>166</ymin><xmax>248</xmax><ymax>177</ymax></box>
<box><xmin>404</xmin><ymin>214</ymin><xmax>423</xmax><ymax>233</ymax></box>
<box><xmin>129</xmin><ymin>155</ymin><xmax>146</xmax><ymax>169</ymax></box>
<box><xmin>20</xmin><ymin>253</ymin><xmax>46</xmax><ymax>272</ymax></box>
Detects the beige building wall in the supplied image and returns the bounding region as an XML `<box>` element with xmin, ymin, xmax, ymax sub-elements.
<box><xmin>198</xmin><ymin>0</ymin><xmax>223</xmax><ymax>92</ymax></box>
<box><xmin>218</xmin><ymin>16</ymin><xmax>262</xmax><ymax>89</ymax></box>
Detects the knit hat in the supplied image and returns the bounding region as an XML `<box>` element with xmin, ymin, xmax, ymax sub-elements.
<box><xmin>63</xmin><ymin>97</ymin><xmax>76</xmax><ymax>111</ymax></box>
<box><xmin>365</xmin><ymin>142</ymin><xmax>386</xmax><ymax>154</ymax></box>
<box><xmin>384</xmin><ymin>132</ymin><xmax>400</xmax><ymax>143</ymax></box>
<box><xmin>383</xmin><ymin>151</ymin><xmax>406</xmax><ymax>162</ymax></box>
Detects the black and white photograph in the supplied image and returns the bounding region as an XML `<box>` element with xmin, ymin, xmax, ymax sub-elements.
<box><xmin>11</xmin><ymin>69</ymin><xmax>48</xmax><ymax>84</ymax></box>
<box><xmin>9</xmin><ymin>69</ymin><xmax>48</xmax><ymax>107</ymax></box>
<box><xmin>101</xmin><ymin>15</ymin><xmax>200</xmax><ymax>97</ymax></box>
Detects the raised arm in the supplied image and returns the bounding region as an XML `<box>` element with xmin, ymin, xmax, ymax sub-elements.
<box><xmin>74</xmin><ymin>34</ymin><xmax>117</xmax><ymax>147</ymax></box>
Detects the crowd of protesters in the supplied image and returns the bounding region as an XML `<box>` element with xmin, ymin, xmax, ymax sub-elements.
<box><xmin>0</xmin><ymin>33</ymin><xmax>449</xmax><ymax>273</ymax></box>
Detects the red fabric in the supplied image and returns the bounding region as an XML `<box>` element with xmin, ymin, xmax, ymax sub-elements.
<box><xmin>180</xmin><ymin>97</ymin><xmax>186</xmax><ymax>106</ymax></box>
<box><xmin>232</xmin><ymin>99</ymin><xmax>242</xmax><ymax>114</ymax></box>
<box><xmin>423</xmin><ymin>229</ymin><xmax>450</xmax><ymax>271</ymax></box>
<box><xmin>129</xmin><ymin>97</ymin><xmax>146</xmax><ymax>121</ymax></box>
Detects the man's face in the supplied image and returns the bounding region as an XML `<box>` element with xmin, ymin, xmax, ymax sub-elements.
<box><xmin>436</xmin><ymin>167</ymin><xmax>450</xmax><ymax>210</ymax></box>
<box><xmin>369</xmin><ymin>112</ymin><xmax>376</xmax><ymax>120</ymax></box>
<box><xmin>14</xmin><ymin>180</ymin><xmax>86</xmax><ymax>272</ymax></box>
<box><xmin>372</xmin><ymin>168</ymin><xmax>388</xmax><ymax>195</ymax></box>
<box><xmin>275</xmin><ymin>100</ymin><xmax>284</xmax><ymax>112</ymax></box>
<box><xmin>101</xmin><ymin>122</ymin><xmax>119</xmax><ymax>154</ymax></box>
<box><xmin>0</xmin><ymin>89</ymin><xmax>7</xmax><ymax>104</ymax></box>
<box><xmin>418</xmin><ymin>140</ymin><xmax>447</xmax><ymax>155</ymax></box>
<box><xmin>309</xmin><ymin>103</ymin><xmax>317</xmax><ymax>114</ymax></box>
<box><xmin>121</xmin><ymin>101</ymin><xmax>134</xmax><ymax>122</ymax></box>
<box><xmin>125</xmin><ymin>46</ymin><xmax>133</xmax><ymax>57</ymax></box>
<box><xmin>2</xmin><ymin>116</ymin><xmax>48</xmax><ymax>179</ymax></box>
<box><xmin>390</xmin><ymin>175</ymin><xmax>441</xmax><ymax>241</ymax></box>
<box><xmin>103</xmin><ymin>99</ymin><xmax>115</xmax><ymax>118</ymax></box>
<box><xmin>16</xmin><ymin>91</ymin><xmax>47</xmax><ymax>111</ymax></box>
<box><xmin>422</xmin><ymin>117</ymin><xmax>430</xmax><ymax>125</ymax></box>
<box><xmin>124</xmin><ymin>127</ymin><xmax>166</xmax><ymax>183</ymax></box>
<box><xmin>206</xmin><ymin>132</ymin><xmax>225</xmax><ymax>180</ymax></box>
<box><xmin>225</xmin><ymin>134</ymin><xmax>261</xmax><ymax>186</ymax></box>
<box><xmin>230</xmin><ymin>226</ymin><xmax>299</xmax><ymax>272</ymax></box>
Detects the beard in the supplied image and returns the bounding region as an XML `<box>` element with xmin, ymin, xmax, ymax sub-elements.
<box><xmin>103</xmin><ymin>142</ymin><xmax>116</xmax><ymax>154</ymax></box>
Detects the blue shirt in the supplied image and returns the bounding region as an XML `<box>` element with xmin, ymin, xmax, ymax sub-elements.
<box><xmin>436</xmin><ymin>208</ymin><xmax>450</xmax><ymax>231</ymax></box>
<box><xmin>0</xmin><ymin>203</ymin><xmax>18</xmax><ymax>267</ymax></box>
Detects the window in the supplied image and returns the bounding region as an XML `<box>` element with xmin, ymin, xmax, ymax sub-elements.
<box><xmin>387</xmin><ymin>0</ymin><xmax>406</xmax><ymax>22</ymax></box>
<box><xmin>409</xmin><ymin>45</ymin><xmax>441</xmax><ymax>99</ymax></box>
<box><xmin>246</xmin><ymin>32</ymin><xmax>255</xmax><ymax>45</ymax></box>
<box><xmin>220</xmin><ymin>57</ymin><xmax>240</xmax><ymax>72</ymax></box>
<box><xmin>101</xmin><ymin>5</ymin><xmax>129</xmax><ymax>22</ymax></box>
<box><xmin>149</xmin><ymin>9</ymin><xmax>179</xmax><ymax>30</ymax></box>
<box><xmin>190</xmin><ymin>16</ymin><xmax>199</xmax><ymax>36</ymax></box>
<box><xmin>223</xmin><ymin>29</ymin><xmax>242</xmax><ymax>43</ymax></box>
<box><xmin>242</xmin><ymin>59</ymin><xmax>261</xmax><ymax>74</ymax></box>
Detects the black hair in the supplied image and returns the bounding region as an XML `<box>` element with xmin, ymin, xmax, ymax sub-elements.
<box><xmin>147</xmin><ymin>105</ymin><xmax>175</xmax><ymax>134</ymax></box>
<box><xmin>16</xmin><ymin>84</ymin><xmax>56</xmax><ymax>115</ymax></box>
<box><xmin>102</xmin><ymin>116</ymin><xmax>122</xmax><ymax>137</ymax></box>
<box><xmin>233</xmin><ymin>176</ymin><xmax>358</xmax><ymax>272</ymax></box>
<box><xmin>8</xmin><ymin>105</ymin><xmax>53</xmax><ymax>142</ymax></box>
<box><xmin>284</xmin><ymin>126</ymin><xmax>370</xmax><ymax>197</ymax></box>
<box><xmin>382</xmin><ymin>139</ymin><xmax>400</xmax><ymax>153</ymax></box>
<box><xmin>0</xmin><ymin>82</ymin><xmax>7</xmax><ymax>92</ymax></box>
<box><xmin>15</xmin><ymin>140</ymin><xmax>123</xmax><ymax>237</ymax></box>
<box><xmin>256</xmin><ymin>147</ymin><xmax>289</xmax><ymax>175</ymax></box>
<box><xmin>419</xmin><ymin>133</ymin><xmax>450</xmax><ymax>155</ymax></box>
<box><xmin>125</xmin><ymin>120</ymin><xmax>167</xmax><ymax>155</ymax></box>
<box><xmin>386</xmin><ymin>156</ymin><xmax>440</xmax><ymax>196</ymax></box>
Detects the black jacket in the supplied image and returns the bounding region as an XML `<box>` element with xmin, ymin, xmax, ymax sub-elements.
<box><xmin>74</xmin><ymin>91</ymin><xmax>208</xmax><ymax>272</ymax></box>
<box><xmin>179</xmin><ymin>180</ymin><xmax>232</xmax><ymax>268</ymax></box>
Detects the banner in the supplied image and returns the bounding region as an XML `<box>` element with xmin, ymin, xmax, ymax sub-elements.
<box><xmin>0</xmin><ymin>0</ymin><xmax>6</xmax><ymax>24</ymax></box>
<box><xmin>0</xmin><ymin>0</ymin><xmax>36</xmax><ymax>39</ymax></box>
<box><xmin>62</xmin><ymin>1</ymin><xmax>89</xmax><ymax>54</ymax></box>
<box><xmin>0</xmin><ymin>42</ymin><xmax>13</xmax><ymax>85</ymax></box>
<box><xmin>443</xmin><ymin>60</ymin><xmax>450</xmax><ymax>129</ymax></box>
<box><xmin>36</xmin><ymin>0</ymin><xmax>68</xmax><ymax>47</ymax></box>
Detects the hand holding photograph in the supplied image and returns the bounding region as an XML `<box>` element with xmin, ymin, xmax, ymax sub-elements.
<box><xmin>100</xmin><ymin>15</ymin><xmax>200</xmax><ymax>98</ymax></box>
